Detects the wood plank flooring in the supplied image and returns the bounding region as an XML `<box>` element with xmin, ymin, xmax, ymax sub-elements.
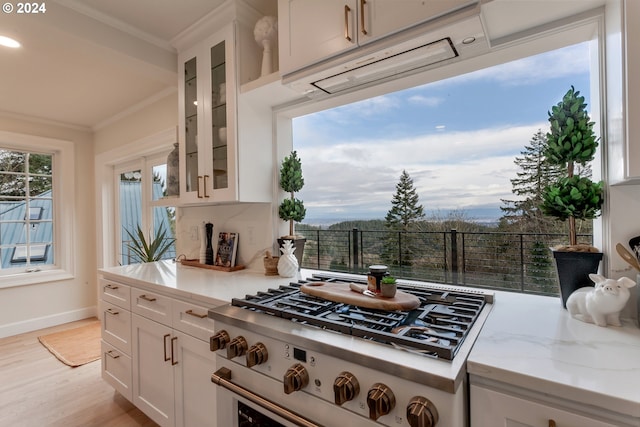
<box><xmin>0</xmin><ymin>318</ymin><xmax>158</xmax><ymax>427</ymax></box>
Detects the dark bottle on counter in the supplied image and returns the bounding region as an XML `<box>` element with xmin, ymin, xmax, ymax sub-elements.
<box><xmin>367</xmin><ymin>265</ymin><xmax>389</xmax><ymax>294</ymax></box>
<box><xmin>205</xmin><ymin>223</ymin><xmax>214</xmax><ymax>265</ymax></box>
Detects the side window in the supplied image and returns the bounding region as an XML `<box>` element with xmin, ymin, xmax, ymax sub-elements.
<box><xmin>116</xmin><ymin>154</ymin><xmax>176</xmax><ymax>265</ymax></box>
<box><xmin>0</xmin><ymin>149</ymin><xmax>54</xmax><ymax>271</ymax></box>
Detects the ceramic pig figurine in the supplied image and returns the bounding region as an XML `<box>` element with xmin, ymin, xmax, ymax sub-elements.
<box><xmin>566</xmin><ymin>274</ymin><xmax>636</xmax><ymax>327</ymax></box>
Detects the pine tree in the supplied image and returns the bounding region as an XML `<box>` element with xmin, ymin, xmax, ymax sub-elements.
<box><xmin>384</xmin><ymin>170</ymin><xmax>425</xmax><ymax>267</ymax></box>
<box><xmin>500</xmin><ymin>130</ymin><xmax>564</xmax><ymax>233</ymax></box>
<box><xmin>385</xmin><ymin>170</ymin><xmax>425</xmax><ymax>231</ymax></box>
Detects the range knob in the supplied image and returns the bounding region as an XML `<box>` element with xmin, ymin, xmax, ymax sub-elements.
<box><xmin>227</xmin><ymin>336</ymin><xmax>248</xmax><ymax>359</ymax></box>
<box><xmin>333</xmin><ymin>371</ymin><xmax>360</xmax><ymax>405</ymax></box>
<box><xmin>283</xmin><ymin>363</ymin><xmax>309</xmax><ymax>394</ymax></box>
<box><xmin>407</xmin><ymin>396</ymin><xmax>439</xmax><ymax>427</ymax></box>
<box><xmin>246</xmin><ymin>342</ymin><xmax>268</xmax><ymax>367</ymax></box>
<box><xmin>209</xmin><ymin>330</ymin><xmax>230</xmax><ymax>351</ymax></box>
<box><xmin>367</xmin><ymin>383</ymin><xmax>396</xmax><ymax>421</ymax></box>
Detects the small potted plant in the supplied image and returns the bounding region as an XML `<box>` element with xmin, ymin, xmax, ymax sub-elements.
<box><xmin>380</xmin><ymin>276</ymin><xmax>397</xmax><ymax>298</ymax></box>
<box><xmin>540</xmin><ymin>86</ymin><xmax>604</xmax><ymax>307</ymax></box>
<box><xmin>124</xmin><ymin>224</ymin><xmax>175</xmax><ymax>263</ymax></box>
<box><xmin>278</xmin><ymin>151</ymin><xmax>306</xmax><ymax>267</ymax></box>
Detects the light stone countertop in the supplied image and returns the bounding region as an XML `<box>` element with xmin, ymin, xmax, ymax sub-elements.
<box><xmin>99</xmin><ymin>260</ymin><xmax>308</xmax><ymax>307</ymax></box>
<box><xmin>467</xmin><ymin>290</ymin><xmax>640</xmax><ymax>420</ymax></box>
<box><xmin>99</xmin><ymin>261</ymin><xmax>640</xmax><ymax>419</ymax></box>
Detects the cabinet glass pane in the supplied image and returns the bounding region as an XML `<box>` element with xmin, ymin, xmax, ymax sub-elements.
<box><xmin>184</xmin><ymin>56</ymin><xmax>198</xmax><ymax>193</ymax></box>
<box><xmin>211</xmin><ymin>41</ymin><xmax>228</xmax><ymax>190</ymax></box>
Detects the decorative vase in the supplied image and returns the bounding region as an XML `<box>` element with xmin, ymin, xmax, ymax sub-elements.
<box><xmin>277</xmin><ymin>237</ymin><xmax>306</xmax><ymax>269</ymax></box>
<box><xmin>552</xmin><ymin>249</ymin><xmax>603</xmax><ymax>308</ymax></box>
<box><xmin>166</xmin><ymin>142</ymin><xmax>179</xmax><ymax>196</ymax></box>
<box><xmin>278</xmin><ymin>240</ymin><xmax>298</xmax><ymax>278</ymax></box>
<box><xmin>205</xmin><ymin>223</ymin><xmax>214</xmax><ymax>265</ymax></box>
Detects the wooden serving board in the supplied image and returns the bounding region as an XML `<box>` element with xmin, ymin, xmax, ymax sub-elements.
<box><xmin>300</xmin><ymin>282</ymin><xmax>420</xmax><ymax>311</ymax></box>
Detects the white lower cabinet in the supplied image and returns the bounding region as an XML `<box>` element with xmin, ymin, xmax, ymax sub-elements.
<box><xmin>101</xmin><ymin>276</ymin><xmax>217</xmax><ymax>427</ymax></box>
<box><xmin>470</xmin><ymin>384</ymin><xmax>619</xmax><ymax>427</ymax></box>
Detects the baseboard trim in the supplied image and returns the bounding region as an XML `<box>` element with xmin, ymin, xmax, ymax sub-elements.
<box><xmin>0</xmin><ymin>306</ymin><xmax>97</xmax><ymax>339</ymax></box>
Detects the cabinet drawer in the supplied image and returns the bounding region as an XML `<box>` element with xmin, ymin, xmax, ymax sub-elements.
<box><xmin>131</xmin><ymin>288</ymin><xmax>172</xmax><ymax>326</ymax></box>
<box><xmin>101</xmin><ymin>300</ymin><xmax>132</xmax><ymax>354</ymax></box>
<box><xmin>101</xmin><ymin>340</ymin><xmax>132</xmax><ymax>402</ymax></box>
<box><xmin>172</xmin><ymin>299</ymin><xmax>216</xmax><ymax>341</ymax></box>
<box><xmin>99</xmin><ymin>278</ymin><xmax>131</xmax><ymax>309</ymax></box>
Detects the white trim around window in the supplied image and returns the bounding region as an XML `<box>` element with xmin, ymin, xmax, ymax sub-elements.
<box><xmin>0</xmin><ymin>131</ymin><xmax>75</xmax><ymax>288</ymax></box>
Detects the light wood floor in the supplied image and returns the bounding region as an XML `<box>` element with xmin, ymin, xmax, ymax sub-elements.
<box><xmin>0</xmin><ymin>318</ymin><xmax>158</xmax><ymax>427</ymax></box>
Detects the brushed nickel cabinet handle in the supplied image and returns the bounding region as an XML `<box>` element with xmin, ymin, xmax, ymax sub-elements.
<box><xmin>106</xmin><ymin>308</ymin><xmax>119</xmax><ymax>315</ymax></box>
<box><xmin>203</xmin><ymin>175</ymin><xmax>210</xmax><ymax>197</ymax></box>
<box><xmin>197</xmin><ymin>175</ymin><xmax>203</xmax><ymax>198</ymax></box>
<box><xmin>163</xmin><ymin>334</ymin><xmax>171</xmax><ymax>362</ymax></box>
<box><xmin>344</xmin><ymin>5</ymin><xmax>352</xmax><ymax>42</ymax></box>
<box><xmin>104</xmin><ymin>284</ymin><xmax>119</xmax><ymax>290</ymax></box>
<box><xmin>139</xmin><ymin>294</ymin><xmax>156</xmax><ymax>302</ymax></box>
<box><xmin>185</xmin><ymin>309</ymin><xmax>207</xmax><ymax>319</ymax></box>
<box><xmin>106</xmin><ymin>350</ymin><xmax>120</xmax><ymax>359</ymax></box>
<box><xmin>360</xmin><ymin>0</ymin><xmax>367</xmax><ymax>35</ymax></box>
<box><xmin>171</xmin><ymin>336</ymin><xmax>178</xmax><ymax>366</ymax></box>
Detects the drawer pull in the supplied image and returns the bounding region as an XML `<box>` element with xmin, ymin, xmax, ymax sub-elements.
<box><xmin>163</xmin><ymin>334</ymin><xmax>171</xmax><ymax>362</ymax></box>
<box><xmin>106</xmin><ymin>350</ymin><xmax>120</xmax><ymax>359</ymax></box>
<box><xmin>104</xmin><ymin>284</ymin><xmax>119</xmax><ymax>290</ymax></box>
<box><xmin>139</xmin><ymin>294</ymin><xmax>157</xmax><ymax>302</ymax></box>
<box><xmin>344</xmin><ymin>5</ymin><xmax>352</xmax><ymax>42</ymax></box>
<box><xmin>360</xmin><ymin>0</ymin><xmax>367</xmax><ymax>35</ymax></box>
<box><xmin>185</xmin><ymin>309</ymin><xmax>207</xmax><ymax>319</ymax></box>
<box><xmin>106</xmin><ymin>308</ymin><xmax>119</xmax><ymax>315</ymax></box>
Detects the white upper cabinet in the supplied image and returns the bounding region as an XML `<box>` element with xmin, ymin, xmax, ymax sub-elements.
<box><xmin>278</xmin><ymin>0</ymin><xmax>476</xmax><ymax>75</ymax></box>
<box><xmin>175</xmin><ymin>1</ymin><xmax>275</xmax><ymax>205</ymax></box>
<box><xmin>178</xmin><ymin>26</ymin><xmax>238</xmax><ymax>204</ymax></box>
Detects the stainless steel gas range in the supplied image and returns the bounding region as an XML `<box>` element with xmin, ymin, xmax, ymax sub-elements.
<box><xmin>208</xmin><ymin>272</ymin><xmax>494</xmax><ymax>427</ymax></box>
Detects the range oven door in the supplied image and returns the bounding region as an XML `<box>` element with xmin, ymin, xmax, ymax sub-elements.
<box><xmin>213</xmin><ymin>367</ymin><xmax>320</xmax><ymax>427</ymax></box>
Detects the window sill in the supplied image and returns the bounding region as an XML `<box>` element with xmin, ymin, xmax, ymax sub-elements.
<box><xmin>0</xmin><ymin>269</ymin><xmax>74</xmax><ymax>289</ymax></box>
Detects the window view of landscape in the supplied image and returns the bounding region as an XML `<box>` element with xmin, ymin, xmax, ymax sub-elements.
<box><xmin>292</xmin><ymin>42</ymin><xmax>597</xmax><ymax>295</ymax></box>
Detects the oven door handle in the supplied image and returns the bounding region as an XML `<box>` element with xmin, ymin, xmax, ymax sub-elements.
<box><xmin>211</xmin><ymin>367</ymin><xmax>322</xmax><ymax>427</ymax></box>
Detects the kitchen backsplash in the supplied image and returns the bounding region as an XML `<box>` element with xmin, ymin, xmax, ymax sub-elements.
<box><xmin>176</xmin><ymin>203</ymin><xmax>276</xmax><ymax>271</ymax></box>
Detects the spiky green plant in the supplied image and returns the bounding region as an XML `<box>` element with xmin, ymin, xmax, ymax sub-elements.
<box><xmin>124</xmin><ymin>224</ymin><xmax>175</xmax><ymax>263</ymax></box>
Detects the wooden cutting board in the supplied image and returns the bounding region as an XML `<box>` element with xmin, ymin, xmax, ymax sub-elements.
<box><xmin>300</xmin><ymin>282</ymin><xmax>420</xmax><ymax>311</ymax></box>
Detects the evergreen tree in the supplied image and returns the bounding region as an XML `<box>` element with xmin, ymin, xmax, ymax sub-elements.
<box><xmin>500</xmin><ymin>130</ymin><xmax>564</xmax><ymax>233</ymax></box>
<box><xmin>385</xmin><ymin>170</ymin><xmax>425</xmax><ymax>230</ymax></box>
<box><xmin>384</xmin><ymin>170</ymin><xmax>425</xmax><ymax>267</ymax></box>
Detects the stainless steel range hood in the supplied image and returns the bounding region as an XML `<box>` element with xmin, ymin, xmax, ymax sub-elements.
<box><xmin>282</xmin><ymin>5</ymin><xmax>489</xmax><ymax>98</ymax></box>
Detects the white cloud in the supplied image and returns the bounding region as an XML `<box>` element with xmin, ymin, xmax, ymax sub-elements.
<box><xmin>407</xmin><ymin>95</ymin><xmax>443</xmax><ymax>107</ymax></box>
<box><xmin>297</xmin><ymin>123</ymin><xmax>545</xmax><ymax>220</ymax></box>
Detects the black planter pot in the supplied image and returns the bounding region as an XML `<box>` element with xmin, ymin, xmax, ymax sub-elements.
<box><xmin>552</xmin><ymin>249</ymin><xmax>603</xmax><ymax>308</ymax></box>
<box><xmin>277</xmin><ymin>237</ymin><xmax>306</xmax><ymax>269</ymax></box>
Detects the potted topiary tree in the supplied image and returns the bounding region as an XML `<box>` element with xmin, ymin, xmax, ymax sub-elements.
<box><xmin>278</xmin><ymin>151</ymin><xmax>306</xmax><ymax>267</ymax></box>
<box><xmin>540</xmin><ymin>86</ymin><xmax>604</xmax><ymax>307</ymax></box>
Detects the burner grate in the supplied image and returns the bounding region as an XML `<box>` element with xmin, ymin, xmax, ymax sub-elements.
<box><xmin>230</xmin><ymin>276</ymin><xmax>488</xmax><ymax>360</ymax></box>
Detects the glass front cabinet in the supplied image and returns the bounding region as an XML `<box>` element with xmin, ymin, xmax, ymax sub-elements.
<box><xmin>178</xmin><ymin>25</ymin><xmax>237</xmax><ymax>204</ymax></box>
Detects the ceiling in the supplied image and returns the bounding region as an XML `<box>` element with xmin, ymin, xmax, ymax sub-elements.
<box><xmin>0</xmin><ymin>0</ymin><xmax>226</xmax><ymax>130</ymax></box>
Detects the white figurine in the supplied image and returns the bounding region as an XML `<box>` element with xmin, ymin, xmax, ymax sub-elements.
<box><xmin>254</xmin><ymin>16</ymin><xmax>278</xmax><ymax>77</ymax></box>
<box><xmin>566</xmin><ymin>273</ymin><xmax>636</xmax><ymax>327</ymax></box>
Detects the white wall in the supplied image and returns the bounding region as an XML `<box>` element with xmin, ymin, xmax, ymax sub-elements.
<box><xmin>176</xmin><ymin>203</ymin><xmax>276</xmax><ymax>271</ymax></box>
<box><xmin>0</xmin><ymin>116</ymin><xmax>96</xmax><ymax>337</ymax></box>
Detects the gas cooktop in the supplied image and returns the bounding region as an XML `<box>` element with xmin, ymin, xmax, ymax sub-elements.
<box><xmin>230</xmin><ymin>273</ymin><xmax>492</xmax><ymax>360</ymax></box>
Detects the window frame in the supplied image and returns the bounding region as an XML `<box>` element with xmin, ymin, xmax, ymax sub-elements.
<box><xmin>0</xmin><ymin>131</ymin><xmax>75</xmax><ymax>288</ymax></box>
<box><xmin>95</xmin><ymin>127</ymin><xmax>177</xmax><ymax>268</ymax></box>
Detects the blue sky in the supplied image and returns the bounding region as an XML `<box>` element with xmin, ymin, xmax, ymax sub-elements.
<box><xmin>293</xmin><ymin>43</ymin><xmax>592</xmax><ymax>226</ymax></box>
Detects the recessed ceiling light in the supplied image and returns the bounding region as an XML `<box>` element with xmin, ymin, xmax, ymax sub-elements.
<box><xmin>0</xmin><ymin>35</ymin><xmax>21</xmax><ymax>48</ymax></box>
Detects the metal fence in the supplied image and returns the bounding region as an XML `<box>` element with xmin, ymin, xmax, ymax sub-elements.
<box><xmin>296</xmin><ymin>227</ymin><xmax>593</xmax><ymax>296</ymax></box>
